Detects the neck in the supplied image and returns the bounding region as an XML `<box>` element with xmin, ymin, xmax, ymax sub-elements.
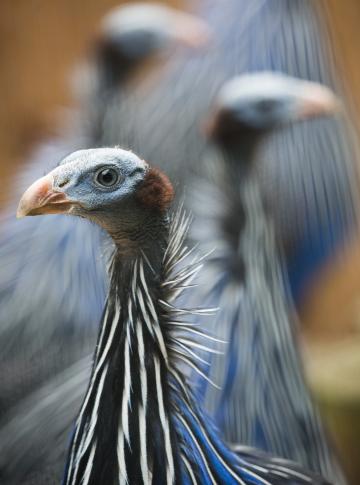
<box><xmin>111</xmin><ymin>210</ymin><xmax>169</xmax><ymax>264</ymax></box>
<box><xmin>216</xmin><ymin>137</ymin><xmax>265</xmax><ymax>281</ymax></box>
<box><xmin>96</xmin><ymin>41</ymin><xmax>136</xmax><ymax>91</ymax></box>
<box><xmin>63</xmin><ymin>209</ymin><xmax>251</xmax><ymax>485</ymax></box>
<box><xmin>218</xmin><ymin>133</ymin><xmax>261</xmax><ymax>179</ymax></box>
<box><xmin>85</xmin><ymin>45</ymin><xmax>136</xmax><ymax>145</ymax></box>
<box><xmin>211</xmin><ymin>139</ymin><xmax>347</xmax><ymax>483</ymax></box>
<box><xmin>63</xmin><ymin>229</ymin><xmax>178</xmax><ymax>484</ymax></box>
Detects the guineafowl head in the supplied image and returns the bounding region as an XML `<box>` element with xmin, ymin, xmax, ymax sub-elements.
<box><xmin>208</xmin><ymin>72</ymin><xmax>340</xmax><ymax>144</ymax></box>
<box><xmin>17</xmin><ymin>147</ymin><xmax>173</xmax><ymax>251</ymax></box>
<box><xmin>99</xmin><ymin>3</ymin><xmax>209</xmax><ymax>62</ymax></box>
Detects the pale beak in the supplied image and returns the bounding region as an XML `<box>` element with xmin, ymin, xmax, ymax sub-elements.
<box><xmin>297</xmin><ymin>82</ymin><xmax>342</xmax><ymax>119</ymax></box>
<box><xmin>172</xmin><ymin>12</ymin><xmax>211</xmax><ymax>48</ymax></box>
<box><xmin>16</xmin><ymin>173</ymin><xmax>73</xmax><ymax>218</ymax></box>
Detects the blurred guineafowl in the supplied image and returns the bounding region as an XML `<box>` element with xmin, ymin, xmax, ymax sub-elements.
<box><xmin>192</xmin><ymin>72</ymin><xmax>346</xmax><ymax>484</ymax></box>
<box><xmin>117</xmin><ymin>0</ymin><xmax>359</xmax><ymax>304</ymax></box>
<box><xmin>0</xmin><ymin>3</ymin><xmax>207</xmax><ymax>415</ymax></box>
<box><xmin>17</xmin><ymin>146</ymin><xmax>331</xmax><ymax>485</ymax></box>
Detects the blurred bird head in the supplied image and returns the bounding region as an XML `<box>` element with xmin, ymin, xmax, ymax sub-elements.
<box><xmin>206</xmin><ymin>72</ymin><xmax>340</xmax><ymax>144</ymax></box>
<box><xmin>101</xmin><ymin>3</ymin><xmax>209</xmax><ymax>55</ymax></box>
<box><xmin>17</xmin><ymin>148</ymin><xmax>173</xmax><ymax>246</ymax></box>
<box><xmin>95</xmin><ymin>3</ymin><xmax>209</xmax><ymax>81</ymax></box>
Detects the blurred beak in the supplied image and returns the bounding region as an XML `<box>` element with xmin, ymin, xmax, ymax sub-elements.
<box><xmin>16</xmin><ymin>173</ymin><xmax>73</xmax><ymax>218</ymax></box>
<box><xmin>297</xmin><ymin>82</ymin><xmax>342</xmax><ymax>119</ymax></box>
<box><xmin>171</xmin><ymin>12</ymin><xmax>211</xmax><ymax>48</ymax></box>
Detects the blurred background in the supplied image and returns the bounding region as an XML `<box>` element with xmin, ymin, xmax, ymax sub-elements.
<box><xmin>1</xmin><ymin>0</ymin><xmax>360</xmax><ymax>483</ymax></box>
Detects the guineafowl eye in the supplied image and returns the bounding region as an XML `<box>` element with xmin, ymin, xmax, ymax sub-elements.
<box><xmin>95</xmin><ymin>167</ymin><xmax>120</xmax><ymax>187</ymax></box>
<box><xmin>255</xmin><ymin>98</ymin><xmax>279</xmax><ymax>114</ymax></box>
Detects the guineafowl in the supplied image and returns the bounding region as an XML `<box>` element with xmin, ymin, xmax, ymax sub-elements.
<box><xmin>17</xmin><ymin>146</ymin><xmax>331</xmax><ymax>485</ymax></box>
<box><xmin>191</xmin><ymin>72</ymin><xmax>346</xmax><ymax>483</ymax></box>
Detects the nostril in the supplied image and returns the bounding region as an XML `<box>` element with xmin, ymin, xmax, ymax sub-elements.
<box><xmin>57</xmin><ymin>177</ymin><xmax>70</xmax><ymax>188</ymax></box>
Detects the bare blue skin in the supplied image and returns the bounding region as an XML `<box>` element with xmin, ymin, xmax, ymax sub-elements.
<box><xmin>55</xmin><ymin>148</ymin><xmax>148</xmax><ymax>213</ymax></box>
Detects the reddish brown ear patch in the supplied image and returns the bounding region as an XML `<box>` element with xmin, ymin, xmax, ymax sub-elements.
<box><xmin>136</xmin><ymin>167</ymin><xmax>174</xmax><ymax>212</ymax></box>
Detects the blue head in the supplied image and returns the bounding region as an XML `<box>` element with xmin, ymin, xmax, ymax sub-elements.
<box><xmin>17</xmin><ymin>147</ymin><xmax>174</xmax><ymax>249</ymax></box>
<box><xmin>208</xmin><ymin>72</ymin><xmax>340</xmax><ymax>144</ymax></box>
<box><xmin>99</xmin><ymin>3</ymin><xmax>209</xmax><ymax>63</ymax></box>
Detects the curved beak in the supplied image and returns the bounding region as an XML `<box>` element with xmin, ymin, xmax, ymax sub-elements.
<box><xmin>16</xmin><ymin>173</ymin><xmax>73</xmax><ymax>219</ymax></box>
<box><xmin>296</xmin><ymin>82</ymin><xmax>342</xmax><ymax>119</ymax></box>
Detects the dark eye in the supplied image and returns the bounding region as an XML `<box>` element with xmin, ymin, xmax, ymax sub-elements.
<box><xmin>256</xmin><ymin>98</ymin><xmax>278</xmax><ymax>113</ymax></box>
<box><xmin>95</xmin><ymin>168</ymin><xmax>120</xmax><ymax>188</ymax></box>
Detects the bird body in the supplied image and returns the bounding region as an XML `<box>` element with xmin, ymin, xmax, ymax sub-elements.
<box><xmin>17</xmin><ymin>147</ymin><xmax>331</xmax><ymax>485</ymax></box>
<box><xmin>192</xmin><ymin>73</ymin><xmax>346</xmax><ymax>483</ymax></box>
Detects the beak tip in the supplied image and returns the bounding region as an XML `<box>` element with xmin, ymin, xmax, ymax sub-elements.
<box><xmin>16</xmin><ymin>202</ymin><xmax>27</xmax><ymax>219</ymax></box>
<box><xmin>16</xmin><ymin>173</ymin><xmax>62</xmax><ymax>219</ymax></box>
<box><xmin>174</xmin><ymin>15</ymin><xmax>212</xmax><ymax>49</ymax></box>
<box><xmin>298</xmin><ymin>84</ymin><xmax>342</xmax><ymax>120</ymax></box>
<box><xmin>319</xmin><ymin>89</ymin><xmax>342</xmax><ymax>115</ymax></box>
<box><xmin>331</xmin><ymin>98</ymin><xmax>343</xmax><ymax>114</ymax></box>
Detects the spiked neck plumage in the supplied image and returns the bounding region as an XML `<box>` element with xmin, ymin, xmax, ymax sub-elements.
<box><xmin>63</xmin><ymin>211</ymin><xmax>175</xmax><ymax>485</ymax></box>
<box><xmin>64</xmin><ymin>207</ymin><xmax>283</xmax><ymax>485</ymax></box>
<box><xmin>62</xmin><ymin>208</ymin><xmax>329</xmax><ymax>485</ymax></box>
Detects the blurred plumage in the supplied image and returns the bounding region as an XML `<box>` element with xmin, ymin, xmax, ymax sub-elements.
<box><xmin>192</xmin><ymin>72</ymin><xmax>346</xmax><ymax>483</ymax></box>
